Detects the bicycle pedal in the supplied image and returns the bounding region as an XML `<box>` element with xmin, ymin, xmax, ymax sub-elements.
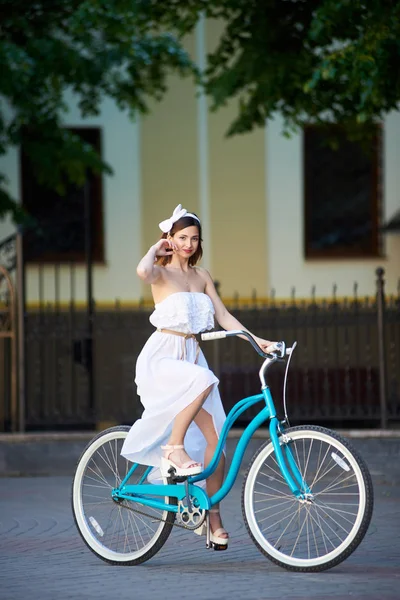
<box><xmin>212</xmin><ymin>542</ymin><xmax>228</xmax><ymax>552</ymax></box>
<box><xmin>172</xmin><ymin>475</ymin><xmax>187</xmax><ymax>483</ymax></box>
<box><xmin>167</xmin><ymin>468</ymin><xmax>187</xmax><ymax>484</ymax></box>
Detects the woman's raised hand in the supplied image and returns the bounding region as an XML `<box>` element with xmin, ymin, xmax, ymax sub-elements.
<box><xmin>153</xmin><ymin>238</ymin><xmax>176</xmax><ymax>257</ymax></box>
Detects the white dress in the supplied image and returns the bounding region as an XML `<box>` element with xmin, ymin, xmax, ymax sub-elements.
<box><xmin>120</xmin><ymin>292</ymin><xmax>226</xmax><ymax>481</ymax></box>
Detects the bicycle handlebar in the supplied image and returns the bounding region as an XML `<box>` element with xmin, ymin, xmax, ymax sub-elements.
<box><xmin>201</xmin><ymin>330</ymin><xmax>291</xmax><ymax>359</ymax></box>
<box><xmin>200</xmin><ymin>331</ymin><xmax>228</xmax><ymax>341</ymax></box>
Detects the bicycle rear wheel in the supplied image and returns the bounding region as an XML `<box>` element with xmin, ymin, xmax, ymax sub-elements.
<box><xmin>243</xmin><ymin>425</ymin><xmax>373</xmax><ymax>572</ymax></box>
<box><xmin>72</xmin><ymin>426</ymin><xmax>175</xmax><ymax>565</ymax></box>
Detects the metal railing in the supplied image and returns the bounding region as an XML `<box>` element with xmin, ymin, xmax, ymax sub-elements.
<box><xmin>0</xmin><ymin>265</ymin><xmax>17</xmax><ymax>431</ymax></box>
<box><xmin>0</xmin><ymin>229</ymin><xmax>399</xmax><ymax>432</ymax></box>
<box><xmin>16</xmin><ymin>267</ymin><xmax>400</xmax><ymax>431</ymax></box>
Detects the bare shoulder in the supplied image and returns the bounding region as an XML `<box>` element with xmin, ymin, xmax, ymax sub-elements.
<box><xmin>193</xmin><ymin>266</ymin><xmax>213</xmax><ymax>283</ymax></box>
<box><xmin>193</xmin><ymin>266</ymin><xmax>218</xmax><ymax>297</ymax></box>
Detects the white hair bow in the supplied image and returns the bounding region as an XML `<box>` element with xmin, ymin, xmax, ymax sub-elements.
<box><xmin>158</xmin><ymin>204</ymin><xmax>187</xmax><ymax>233</ymax></box>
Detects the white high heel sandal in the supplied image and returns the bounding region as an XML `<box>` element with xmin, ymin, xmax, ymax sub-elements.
<box><xmin>160</xmin><ymin>444</ymin><xmax>202</xmax><ymax>478</ymax></box>
<box><xmin>194</xmin><ymin>509</ymin><xmax>229</xmax><ymax>547</ymax></box>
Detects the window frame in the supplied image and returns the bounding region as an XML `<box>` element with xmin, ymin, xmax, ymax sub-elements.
<box><xmin>303</xmin><ymin>124</ymin><xmax>383</xmax><ymax>260</ymax></box>
<box><xmin>20</xmin><ymin>126</ymin><xmax>105</xmax><ymax>264</ymax></box>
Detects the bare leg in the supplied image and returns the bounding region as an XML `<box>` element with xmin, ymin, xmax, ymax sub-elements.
<box><xmin>194</xmin><ymin>408</ymin><xmax>228</xmax><ymax>538</ymax></box>
<box><xmin>166</xmin><ymin>385</ymin><xmax>213</xmax><ymax>467</ymax></box>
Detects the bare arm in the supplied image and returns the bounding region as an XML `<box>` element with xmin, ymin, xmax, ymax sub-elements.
<box><xmin>202</xmin><ymin>269</ymin><xmax>276</xmax><ymax>353</ymax></box>
<box><xmin>136</xmin><ymin>239</ymin><xmax>172</xmax><ymax>284</ymax></box>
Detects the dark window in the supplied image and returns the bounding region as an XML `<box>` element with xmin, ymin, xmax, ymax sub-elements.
<box><xmin>20</xmin><ymin>127</ymin><xmax>104</xmax><ymax>263</ymax></box>
<box><xmin>304</xmin><ymin>125</ymin><xmax>382</xmax><ymax>258</ymax></box>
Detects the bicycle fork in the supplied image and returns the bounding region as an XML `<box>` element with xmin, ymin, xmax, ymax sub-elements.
<box><xmin>269</xmin><ymin>419</ymin><xmax>312</xmax><ymax>500</ymax></box>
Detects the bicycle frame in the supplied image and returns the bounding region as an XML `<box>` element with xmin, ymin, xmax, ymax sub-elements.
<box><xmin>113</xmin><ymin>386</ymin><xmax>307</xmax><ymax>512</ymax></box>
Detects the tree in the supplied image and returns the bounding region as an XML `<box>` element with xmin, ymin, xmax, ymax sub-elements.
<box><xmin>2</xmin><ymin>1</ymin><xmax>399</xmax><ymax>223</ymax></box>
<box><xmin>0</xmin><ymin>0</ymin><xmax>197</xmax><ymax>222</ymax></box>
<box><xmin>163</xmin><ymin>0</ymin><xmax>400</xmax><ymax>139</ymax></box>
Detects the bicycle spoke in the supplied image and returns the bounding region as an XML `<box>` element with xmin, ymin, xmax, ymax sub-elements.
<box><xmin>311</xmin><ymin>457</ymin><xmax>352</xmax><ymax>491</ymax></box>
<box><xmin>313</xmin><ymin>503</ymin><xmax>353</xmax><ymax>536</ymax></box>
<box><xmin>254</xmin><ymin>480</ymin><xmax>295</xmax><ymax>499</ymax></box>
<box><xmin>308</xmin><ymin>506</ymin><xmax>345</xmax><ymax>545</ymax></box>
<box><xmin>315</xmin><ymin>473</ymin><xmax>358</xmax><ymax>495</ymax></box>
<box><xmin>309</xmin><ymin>508</ymin><xmax>319</xmax><ymax>557</ymax></box>
<box><xmin>310</xmin><ymin>505</ymin><xmax>333</xmax><ymax>553</ymax></box>
<box><xmin>83</xmin><ymin>482</ymin><xmax>113</xmax><ymax>490</ymax></box>
<box><xmin>273</xmin><ymin>505</ymin><xmax>302</xmax><ymax>546</ymax></box>
<box><xmin>82</xmin><ymin>473</ymin><xmax>111</xmax><ymax>488</ymax></box>
<box><xmin>317</xmin><ymin>500</ymin><xmax>358</xmax><ymax>521</ymax></box>
<box><xmin>127</xmin><ymin>507</ymin><xmax>157</xmax><ymax>536</ymax></box>
<box><xmin>289</xmin><ymin>508</ymin><xmax>309</xmax><ymax>557</ymax></box>
<box><xmin>260</xmin><ymin>501</ymin><xmax>299</xmax><ymax>530</ymax></box>
<box><xmin>254</xmin><ymin>491</ymin><xmax>294</xmax><ymax>500</ymax></box>
<box><xmin>255</xmin><ymin>498</ymin><xmax>294</xmax><ymax>515</ymax></box>
<box><xmin>260</xmin><ymin>461</ymin><xmax>287</xmax><ymax>483</ymax></box>
<box><xmin>83</xmin><ymin>493</ymin><xmax>111</xmax><ymax>501</ymax></box>
<box><xmin>73</xmin><ymin>430</ymin><xmax>174</xmax><ymax>563</ymax></box>
<box><xmin>87</xmin><ymin>462</ymin><xmax>112</xmax><ymax>488</ymax></box>
<box><xmin>82</xmin><ymin>500</ymin><xmax>113</xmax><ymax>506</ymax></box>
<box><xmin>308</xmin><ymin>443</ymin><xmax>331</xmax><ymax>490</ymax></box>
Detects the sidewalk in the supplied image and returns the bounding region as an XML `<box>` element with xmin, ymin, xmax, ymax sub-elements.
<box><xmin>1</xmin><ymin>428</ymin><xmax>400</xmax><ymax>476</ymax></box>
<box><xmin>1</xmin><ymin>436</ymin><xmax>400</xmax><ymax>600</ymax></box>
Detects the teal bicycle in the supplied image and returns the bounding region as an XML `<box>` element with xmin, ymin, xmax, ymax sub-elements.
<box><xmin>72</xmin><ymin>331</ymin><xmax>373</xmax><ymax>571</ymax></box>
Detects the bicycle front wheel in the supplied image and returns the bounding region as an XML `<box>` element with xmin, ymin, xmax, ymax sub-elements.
<box><xmin>72</xmin><ymin>426</ymin><xmax>175</xmax><ymax>565</ymax></box>
<box><xmin>243</xmin><ymin>425</ymin><xmax>373</xmax><ymax>572</ymax></box>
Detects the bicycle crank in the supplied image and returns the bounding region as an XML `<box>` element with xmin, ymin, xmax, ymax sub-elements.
<box><xmin>118</xmin><ymin>499</ymin><xmax>206</xmax><ymax>531</ymax></box>
<box><xmin>176</xmin><ymin>499</ymin><xmax>206</xmax><ymax>530</ymax></box>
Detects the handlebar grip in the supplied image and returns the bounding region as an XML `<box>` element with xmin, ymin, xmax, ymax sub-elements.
<box><xmin>201</xmin><ymin>331</ymin><xmax>227</xmax><ymax>341</ymax></box>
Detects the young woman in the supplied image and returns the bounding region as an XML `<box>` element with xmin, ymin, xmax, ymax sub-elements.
<box><xmin>121</xmin><ymin>204</ymin><xmax>276</xmax><ymax>548</ymax></box>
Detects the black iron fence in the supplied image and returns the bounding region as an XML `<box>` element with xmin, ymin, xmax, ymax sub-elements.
<box><xmin>18</xmin><ymin>266</ymin><xmax>400</xmax><ymax>431</ymax></box>
<box><xmin>0</xmin><ymin>236</ymin><xmax>18</xmax><ymax>432</ymax></box>
<box><xmin>0</xmin><ymin>224</ymin><xmax>399</xmax><ymax>432</ymax></box>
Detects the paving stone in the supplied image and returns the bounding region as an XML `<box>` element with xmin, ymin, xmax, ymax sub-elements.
<box><xmin>0</xmin><ymin>439</ymin><xmax>399</xmax><ymax>600</ymax></box>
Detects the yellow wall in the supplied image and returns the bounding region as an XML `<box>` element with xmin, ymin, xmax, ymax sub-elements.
<box><xmin>140</xmin><ymin>20</ymin><xmax>268</xmax><ymax>301</ymax></box>
<box><xmin>207</xmin><ymin>19</ymin><xmax>267</xmax><ymax>299</ymax></box>
<box><xmin>141</xmin><ymin>32</ymin><xmax>199</xmax><ymax>299</ymax></box>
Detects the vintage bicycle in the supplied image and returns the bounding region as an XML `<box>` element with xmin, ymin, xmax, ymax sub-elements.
<box><xmin>72</xmin><ymin>331</ymin><xmax>374</xmax><ymax>571</ymax></box>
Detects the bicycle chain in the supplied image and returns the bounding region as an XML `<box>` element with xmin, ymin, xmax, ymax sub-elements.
<box><xmin>119</xmin><ymin>500</ymin><xmax>206</xmax><ymax>531</ymax></box>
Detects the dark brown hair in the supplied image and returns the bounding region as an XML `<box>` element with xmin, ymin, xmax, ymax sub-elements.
<box><xmin>156</xmin><ymin>215</ymin><xmax>203</xmax><ymax>267</ymax></box>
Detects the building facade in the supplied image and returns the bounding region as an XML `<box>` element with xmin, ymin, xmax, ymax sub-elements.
<box><xmin>0</xmin><ymin>19</ymin><xmax>399</xmax><ymax>308</ymax></box>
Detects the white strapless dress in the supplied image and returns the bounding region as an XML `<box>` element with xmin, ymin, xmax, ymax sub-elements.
<box><xmin>120</xmin><ymin>292</ymin><xmax>226</xmax><ymax>481</ymax></box>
